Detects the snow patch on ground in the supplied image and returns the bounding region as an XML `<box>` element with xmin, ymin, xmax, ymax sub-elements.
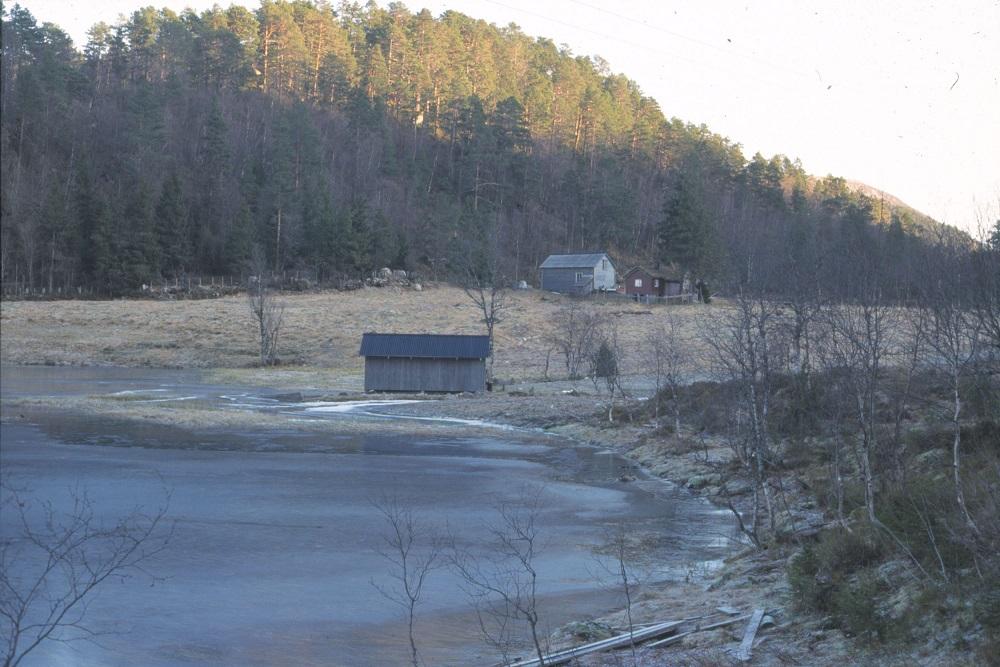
<box><xmin>299</xmin><ymin>400</ymin><xmax>518</xmax><ymax>431</ymax></box>
<box><xmin>108</xmin><ymin>389</ymin><xmax>168</xmax><ymax>396</ymax></box>
<box><xmin>302</xmin><ymin>399</ymin><xmax>423</xmax><ymax>413</ymax></box>
<box><xmin>132</xmin><ymin>395</ymin><xmax>200</xmax><ymax>403</ymax></box>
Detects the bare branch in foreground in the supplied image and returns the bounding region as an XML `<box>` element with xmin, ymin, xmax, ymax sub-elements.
<box><xmin>0</xmin><ymin>482</ymin><xmax>172</xmax><ymax>667</ymax></box>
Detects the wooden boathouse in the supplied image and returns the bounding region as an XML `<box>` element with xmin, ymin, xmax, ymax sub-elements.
<box><xmin>359</xmin><ymin>333</ymin><xmax>491</xmax><ymax>393</ymax></box>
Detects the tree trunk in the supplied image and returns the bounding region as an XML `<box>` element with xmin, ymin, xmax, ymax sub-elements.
<box><xmin>274</xmin><ymin>208</ymin><xmax>282</xmax><ymax>272</ymax></box>
<box><xmin>952</xmin><ymin>373</ymin><xmax>980</xmax><ymax>536</ymax></box>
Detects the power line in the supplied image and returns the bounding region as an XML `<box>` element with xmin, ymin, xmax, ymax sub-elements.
<box><xmin>563</xmin><ymin>0</ymin><xmax>815</xmax><ymax>82</ymax></box>
<box><xmin>476</xmin><ymin>0</ymin><xmax>810</xmax><ymax>95</ymax></box>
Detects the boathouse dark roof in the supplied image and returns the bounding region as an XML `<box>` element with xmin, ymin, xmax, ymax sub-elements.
<box><xmin>359</xmin><ymin>333</ymin><xmax>491</xmax><ymax>359</ymax></box>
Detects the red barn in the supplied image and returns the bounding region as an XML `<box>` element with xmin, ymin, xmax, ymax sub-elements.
<box><xmin>622</xmin><ymin>266</ymin><xmax>684</xmax><ymax>302</ymax></box>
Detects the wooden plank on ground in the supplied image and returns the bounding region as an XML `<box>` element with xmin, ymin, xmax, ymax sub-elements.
<box><xmin>735</xmin><ymin>608</ymin><xmax>765</xmax><ymax>662</ymax></box>
<box><xmin>507</xmin><ymin>619</ymin><xmax>685</xmax><ymax>667</ymax></box>
<box><xmin>647</xmin><ymin>614</ymin><xmax>750</xmax><ymax>649</ymax></box>
<box><xmin>645</xmin><ymin>630</ymin><xmax>693</xmax><ymax>648</ymax></box>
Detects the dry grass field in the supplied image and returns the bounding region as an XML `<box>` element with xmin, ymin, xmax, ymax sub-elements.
<box><xmin>1</xmin><ymin>286</ymin><xmax>716</xmax><ymax>386</ymax></box>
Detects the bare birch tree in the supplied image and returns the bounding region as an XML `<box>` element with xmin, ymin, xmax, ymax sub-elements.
<box><xmin>919</xmin><ymin>253</ymin><xmax>985</xmax><ymax>537</ymax></box>
<box><xmin>704</xmin><ymin>291</ymin><xmax>784</xmax><ymax>541</ymax></box>
<box><xmin>644</xmin><ymin>313</ymin><xmax>688</xmax><ymax>438</ymax></box>
<box><xmin>594</xmin><ymin>523</ymin><xmax>642</xmax><ymax>666</ymax></box>
<box><xmin>460</xmin><ymin>272</ymin><xmax>506</xmax><ymax>385</ymax></box>
<box><xmin>455</xmin><ymin>228</ymin><xmax>507</xmax><ymax>384</ymax></box>
<box><xmin>370</xmin><ymin>496</ymin><xmax>442</xmax><ymax>667</ymax></box>
<box><xmin>450</xmin><ymin>491</ymin><xmax>548</xmax><ymax>665</ymax></box>
<box><xmin>824</xmin><ymin>295</ymin><xmax>895</xmax><ymax>526</ymax></box>
<box><xmin>247</xmin><ymin>247</ymin><xmax>285</xmax><ymax>367</ymax></box>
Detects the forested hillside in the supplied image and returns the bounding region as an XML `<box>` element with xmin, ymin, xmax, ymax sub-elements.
<box><xmin>0</xmin><ymin>1</ymin><xmax>969</xmax><ymax>296</ymax></box>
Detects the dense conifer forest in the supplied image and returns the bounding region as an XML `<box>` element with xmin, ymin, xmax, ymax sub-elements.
<box><xmin>0</xmin><ymin>1</ymin><xmax>979</xmax><ymax>296</ymax></box>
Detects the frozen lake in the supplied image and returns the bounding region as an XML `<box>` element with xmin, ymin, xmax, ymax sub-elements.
<box><xmin>0</xmin><ymin>367</ymin><xmax>736</xmax><ymax>666</ymax></box>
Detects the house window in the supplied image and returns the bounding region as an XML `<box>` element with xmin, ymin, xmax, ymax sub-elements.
<box><xmin>576</xmin><ymin>272</ymin><xmax>585</xmax><ymax>284</ymax></box>
<box><xmin>602</xmin><ymin>259</ymin><xmax>608</xmax><ymax>270</ymax></box>
<box><xmin>654</xmin><ymin>279</ymin><xmax>659</xmax><ymax>287</ymax></box>
<box><xmin>634</xmin><ymin>278</ymin><xmax>643</xmax><ymax>288</ymax></box>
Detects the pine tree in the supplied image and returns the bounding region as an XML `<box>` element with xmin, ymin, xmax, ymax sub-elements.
<box><xmin>92</xmin><ymin>202</ymin><xmax>121</xmax><ymax>293</ymax></box>
<box><xmin>392</xmin><ymin>230</ymin><xmax>409</xmax><ymax>270</ymax></box>
<box><xmin>348</xmin><ymin>200</ymin><xmax>372</xmax><ymax>274</ymax></box>
<box><xmin>122</xmin><ymin>182</ymin><xmax>159</xmax><ymax>286</ymax></box>
<box><xmin>223</xmin><ymin>203</ymin><xmax>253</xmax><ymax>275</ymax></box>
<box><xmin>75</xmin><ymin>166</ymin><xmax>103</xmax><ymax>285</ymax></box>
<box><xmin>155</xmin><ymin>173</ymin><xmax>190</xmax><ymax>279</ymax></box>
<box><xmin>369</xmin><ymin>209</ymin><xmax>397</xmax><ymax>270</ymax></box>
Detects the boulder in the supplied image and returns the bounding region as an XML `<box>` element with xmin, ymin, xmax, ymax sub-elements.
<box><xmin>722</xmin><ymin>478</ymin><xmax>754</xmax><ymax>495</ymax></box>
<box><xmin>563</xmin><ymin>620</ymin><xmax>615</xmax><ymax>642</ymax></box>
<box><xmin>378</xmin><ymin>267</ymin><xmax>392</xmax><ymax>278</ymax></box>
<box><xmin>412</xmin><ymin>283</ymin><xmax>422</xmax><ymax>291</ymax></box>
<box><xmin>686</xmin><ymin>473</ymin><xmax>721</xmax><ymax>490</ymax></box>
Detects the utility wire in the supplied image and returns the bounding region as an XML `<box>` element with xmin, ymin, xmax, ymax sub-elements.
<box><xmin>477</xmin><ymin>0</ymin><xmax>809</xmax><ymax>95</ymax></box>
<box><xmin>564</xmin><ymin>0</ymin><xmax>815</xmax><ymax>81</ymax></box>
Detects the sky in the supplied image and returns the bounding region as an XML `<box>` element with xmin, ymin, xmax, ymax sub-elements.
<box><xmin>15</xmin><ymin>0</ymin><xmax>1000</xmax><ymax>234</ymax></box>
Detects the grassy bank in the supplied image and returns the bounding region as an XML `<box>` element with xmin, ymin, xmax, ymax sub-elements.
<box><xmin>0</xmin><ymin>286</ymin><xmax>711</xmax><ymax>383</ymax></box>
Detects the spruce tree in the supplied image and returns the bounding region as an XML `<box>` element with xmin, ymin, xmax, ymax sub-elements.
<box><xmin>658</xmin><ymin>171</ymin><xmax>708</xmax><ymax>277</ymax></box>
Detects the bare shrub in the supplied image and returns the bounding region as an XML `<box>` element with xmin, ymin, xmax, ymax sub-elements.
<box><xmin>0</xmin><ymin>483</ymin><xmax>171</xmax><ymax>667</ymax></box>
<box><xmin>549</xmin><ymin>303</ymin><xmax>601</xmax><ymax>380</ymax></box>
<box><xmin>593</xmin><ymin>523</ymin><xmax>644</xmax><ymax>666</ymax></box>
<box><xmin>450</xmin><ymin>490</ymin><xmax>548</xmax><ymax>665</ymax></box>
<box><xmin>590</xmin><ymin>325</ymin><xmax>628</xmax><ymax>422</ymax></box>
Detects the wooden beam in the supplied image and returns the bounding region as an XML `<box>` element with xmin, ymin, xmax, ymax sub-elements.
<box><xmin>646</xmin><ymin>614</ymin><xmax>750</xmax><ymax>649</ymax></box>
<box><xmin>503</xmin><ymin>619</ymin><xmax>686</xmax><ymax>667</ymax></box>
<box><xmin>735</xmin><ymin>608</ymin><xmax>765</xmax><ymax>662</ymax></box>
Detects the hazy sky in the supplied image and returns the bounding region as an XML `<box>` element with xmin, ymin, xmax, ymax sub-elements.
<box><xmin>16</xmin><ymin>0</ymin><xmax>1000</xmax><ymax>233</ymax></box>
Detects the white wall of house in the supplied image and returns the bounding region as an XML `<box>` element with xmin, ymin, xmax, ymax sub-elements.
<box><xmin>593</xmin><ymin>256</ymin><xmax>616</xmax><ymax>290</ymax></box>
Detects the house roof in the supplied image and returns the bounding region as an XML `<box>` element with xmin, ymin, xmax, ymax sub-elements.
<box><xmin>359</xmin><ymin>333</ymin><xmax>491</xmax><ymax>359</ymax></box>
<box><xmin>539</xmin><ymin>253</ymin><xmax>613</xmax><ymax>269</ymax></box>
<box><xmin>623</xmin><ymin>266</ymin><xmax>683</xmax><ymax>281</ymax></box>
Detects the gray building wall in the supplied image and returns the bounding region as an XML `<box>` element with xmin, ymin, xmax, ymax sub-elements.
<box><xmin>364</xmin><ymin>357</ymin><xmax>487</xmax><ymax>393</ymax></box>
<box><xmin>540</xmin><ymin>266</ymin><xmax>592</xmax><ymax>293</ymax></box>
